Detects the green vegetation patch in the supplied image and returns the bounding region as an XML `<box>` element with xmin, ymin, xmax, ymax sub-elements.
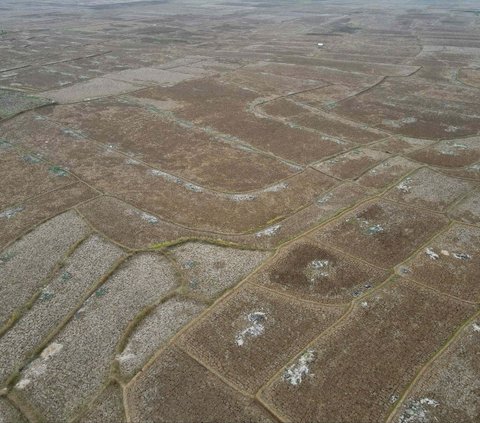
<box><xmin>49</xmin><ymin>166</ymin><xmax>69</xmax><ymax>177</ymax></box>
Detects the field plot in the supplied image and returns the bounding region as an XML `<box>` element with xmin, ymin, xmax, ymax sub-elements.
<box><xmin>383</xmin><ymin>167</ymin><xmax>475</xmax><ymax>211</ymax></box>
<box><xmin>401</xmin><ymin>224</ymin><xmax>480</xmax><ymax>301</ymax></box>
<box><xmin>371</xmin><ymin>136</ymin><xmax>434</xmax><ymax>155</ymax></box>
<box><xmin>0</xmin><ymin>235</ymin><xmax>125</xmax><ymax>386</ymax></box>
<box><xmin>126</xmin><ymin>347</ymin><xmax>276</xmax><ymax>423</ymax></box>
<box><xmin>116</xmin><ymin>298</ymin><xmax>206</xmax><ymax>380</ymax></box>
<box><xmin>312</xmin><ymin>200</ymin><xmax>449</xmax><ymax>267</ymax></box>
<box><xmin>356</xmin><ymin>156</ymin><xmax>420</xmax><ymax>190</ymax></box>
<box><xmin>11</xmin><ymin>253</ymin><xmax>179</xmax><ymax>422</ymax></box>
<box><xmin>0</xmin><ymin>211</ymin><xmax>90</xmax><ymax>329</ymax></box>
<box><xmin>259</xmin><ymin>98</ymin><xmax>387</xmax><ymax>145</ymax></box>
<box><xmin>0</xmin><ymin>89</ymin><xmax>53</xmax><ymax>119</ymax></box>
<box><xmin>132</xmin><ymin>78</ymin><xmax>353</xmax><ymax>164</ymax></box>
<box><xmin>459</xmin><ymin>67</ymin><xmax>480</xmax><ymax>87</ymax></box>
<box><xmin>333</xmin><ymin>78</ymin><xmax>480</xmax><ymax>139</ymax></box>
<box><xmin>449</xmin><ymin>189</ymin><xmax>480</xmax><ymax>224</ymax></box>
<box><xmin>36</xmin><ymin>97</ymin><xmax>297</xmax><ymax>191</ymax></box>
<box><xmin>176</xmin><ymin>283</ymin><xmax>346</xmax><ymax>394</ymax></box>
<box><xmin>259</xmin><ymin>278</ymin><xmax>476</xmax><ymax>422</ymax></box>
<box><xmin>313</xmin><ymin>147</ymin><xmax>390</xmax><ymax>180</ymax></box>
<box><xmin>169</xmin><ymin>242</ymin><xmax>271</xmax><ymax>300</ymax></box>
<box><xmin>249</xmin><ymin>238</ymin><xmax>390</xmax><ymax>303</ymax></box>
<box><xmin>77</xmin><ymin>383</ymin><xmax>127</xmax><ymax>423</ymax></box>
<box><xmin>0</xmin><ymin>182</ymin><xmax>97</xmax><ymax>249</ymax></box>
<box><xmin>391</xmin><ymin>316</ymin><xmax>480</xmax><ymax>423</ymax></box>
<box><xmin>407</xmin><ymin>136</ymin><xmax>480</xmax><ymax>168</ymax></box>
<box><xmin>1</xmin><ymin>0</ymin><xmax>480</xmax><ymax>422</ymax></box>
<box><xmin>0</xmin><ymin>143</ymin><xmax>76</xmax><ymax>210</ymax></box>
<box><xmin>0</xmin><ymin>397</ymin><xmax>28</xmax><ymax>423</ymax></box>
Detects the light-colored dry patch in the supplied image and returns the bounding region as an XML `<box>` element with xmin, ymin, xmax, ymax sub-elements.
<box><xmin>12</xmin><ymin>253</ymin><xmax>178</xmax><ymax>422</ymax></box>
<box><xmin>170</xmin><ymin>242</ymin><xmax>271</xmax><ymax>299</ymax></box>
<box><xmin>40</xmin><ymin>77</ymin><xmax>140</xmax><ymax>103</ymax></box>
<box><xmin>103</xmin><ymin>67</ymin><xmax>196</xmax><ymax>86</ymax></box>
<box><xmin>235</xmin><ymin>311</ymin><xmax>267</xmax><ymax>347</ymax></box>
<box><xmin>0</xmin><ymin>211</ymin><xmax>89</xmax><ymax>328</ymax></box>
<box><xmin>357</xmin><ymin>156</ymin><xmax>420</xmax><ymax>190</ymax></box>
<box><xmin>0</xmin><ymin>235</ymin><xmax>124</xmax><ymax>386</ymax></box>
<box><xmin>117</xmin><ymin>297</ymin><xmax>205</xmax><ymax>380</ymax></box>
<box><xmin>255</xmin><ymin>224</ymin><xmax>282</xmax><ymax>238</ymax></box>
<box><xmin>0</xmin><ymin>397</ymin><xmax>28</xmax><ymax>423</ymax></box>
<box><xmin>283</xmin><ymin>349</ymin><xmax>316</xmax><ymax>386</ymax></box>
<box><xmin>383</xmin><ymin>168</ymin><xmax>475</xmax><ymax>212</ymax></box>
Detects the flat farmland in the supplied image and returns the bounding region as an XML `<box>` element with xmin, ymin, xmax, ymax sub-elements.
<box><xmin>0</xmin><ymin>0</ymin><xmax>479</xmax><ymax>422</ymax></box>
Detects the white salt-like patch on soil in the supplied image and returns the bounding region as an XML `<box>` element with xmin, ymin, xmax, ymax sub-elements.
<box><xmin>425</xmin><ymin>248</ymin><xmax>439</xmax><ymax>260</ymax></box>
<box><xmin>0</xmin><ymin>206</ymin><xmax>24</xmax><ymax>219</ymax></box>
<box><xmin>399</xmin><ymin>397</ymin><xmax>439</xmax><ymax>423</ymax></box>
<box><xmin>283</xmin><ymin>349</ymin><xmax>315</xmax><ymax>386</ymax></box>
<box><xmin>235</xmin><ymin>311</ymin><xmax>266</xmax><ymax>347</ymax></box>
<box><xmin>397</xmin><ymin>177</ymin><xmax>412</xmax><ymax>193</ymax></box>
<box><xmin>263</xmin><ymin>182</ymin><xmax>288</xmax><ymax>193</ymax></box>
<box><xmin>255</xmin><ymin>224</ymin><xmax>281</xmax><ymax>238</ymax></box>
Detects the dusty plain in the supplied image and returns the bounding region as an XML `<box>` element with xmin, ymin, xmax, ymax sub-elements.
<box><xmin>0</xmin><ymin>0</ymin><xmax>479</xmax><ymax>422</ymax></box>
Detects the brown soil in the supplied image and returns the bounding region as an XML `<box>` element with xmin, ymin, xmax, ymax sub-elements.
<box><xmin>313</xmin><ymin>200</ymin><xmax>449</xmax><ymax>268</ymax></box>
<box><xmin>176</xmin><ymin>283</ymin><xmax>345</xmax><ymax>394</ymax></box>
<box><xmin>260</xmin><ymin>278</ymin><xmax>476</xmax><ymax>423</ymax></box>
